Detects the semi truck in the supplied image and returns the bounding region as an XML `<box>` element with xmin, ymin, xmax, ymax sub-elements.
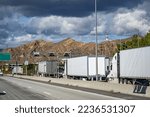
<box><xmin>12</xmin><ymin>66</ymin><xmax>23</xmax><ymax>74</ymax></box>
<box><xmin>108</xmin><ymin>46</ymin><xmax>150</xmax><ymax>85</ymax></box>
<box><xmin>38</xmin><ymin>61</ymin><xmax>58</xmax><ymax>77</ymax></box>
<box><xmin>64</xmin><ymin>56</ymin><xmax>110</xmax><ymax>81</ymax></box>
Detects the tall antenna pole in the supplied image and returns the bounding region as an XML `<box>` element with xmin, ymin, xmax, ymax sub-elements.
<box><xmin>119</xmin><ymin>16</ymin><xmax>121</xmax><ymax>51</ymax></box>
<box><xmin>95</xmin><ymin>0</ymin><xmax>98</xmax><ymax>81</ymax></box>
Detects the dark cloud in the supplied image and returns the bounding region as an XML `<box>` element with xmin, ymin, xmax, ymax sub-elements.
<box><xmin>0</xmin><ymin>0</ymin><xmax>149</xmax><ymax>48</ymax></box>
<box><xmin>0</xmin><ymin>17</ymin><xmax>22</xmax><ymax>34</ymax></box>
<box><xmin>0</xmin><ymin>6</ymin><xmax>16</xmax><ymax>20</ymax></box>
<box><xmin>0</xmin><ymin>0</ymin><xmax>143</xmax><ymax>17</ymax></box>
<box><xmin>0</xmin><ymin>30</ymin><xmax>9</xmax><ymax>46</ymax></box>
<box><xmin>0</xmin><ymin>30</ymin><xmax>9</xmax><ymax>39</ymax></box>
<box><xmin>138</xmin><ymin>1</ymin><xmax>150</xmax><ymax>16</ymax></box>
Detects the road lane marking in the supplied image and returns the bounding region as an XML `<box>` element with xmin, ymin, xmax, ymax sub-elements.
<box><xmin>43</xmin><ymin>92</ymin><xmax>52</xmax><ymax>96</ymax></box>
<box><xmin>4</xmin><ymin>77</ymin><xmax>124</xmax><ymax>100</ymax></box>
<box><xmin>43</xmin><ymin>92</ymin><xmax>62</xmax><ymax>99</ymax></box>
<box><xmin>27</xmin><ymin>86</ymin><xmax>32</xmax><ymax>89</ymax></box>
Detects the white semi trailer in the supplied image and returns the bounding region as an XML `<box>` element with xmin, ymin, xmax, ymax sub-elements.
<box><xmin>108</xmin><ymin>46</ymin><xmax>150</xmax><ymax>85</ymax></box>
<box><xmin>12</xmin><ymin>66</ymin><xmax>23</xmax><ymax>74</ymax></box>
<box><xmin>38</xmin><ymin>61</ymin><xmax>58</xmax><ymax>77</ymax></box>
<box><xmin>65</xmin><ymin>56</ymin><xmax>110</xmax><ymax>81</ymax></box>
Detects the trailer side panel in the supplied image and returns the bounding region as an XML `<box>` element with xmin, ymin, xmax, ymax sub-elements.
<box><xmin>120</xmin><ymin>46</ymin><xmax>150</xmax><ymax>79</ymax></box>
<box><xmin>38</xmin><ymin>61</ymin><xmax>57</xmax><ymax>75</ymax></box>
<box><xmin>88</xmin><ymin>57</ymin><xmax>106</xmax><ymax>76</ymax></box>
<box><xmin>67</xmin><ymin>56</ymin><xmax>88</xmax><ymax>76</ymax></box>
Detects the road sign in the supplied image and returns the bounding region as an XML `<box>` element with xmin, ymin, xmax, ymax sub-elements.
<box><xmin>24</xmin><ymin>60</ymin><xmax>29</xmax><ymax>65</ymax></box>
<box><xmin>0</xmin><ymin>53</ymin><xmax>11</xmax><ymax>61</ymax></box>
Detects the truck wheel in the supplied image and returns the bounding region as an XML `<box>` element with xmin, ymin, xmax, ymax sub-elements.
<box><xmin>122</xmin><ymin>79</ymin><xmax>125</xmax><ymax>84</ymax></box>
<box><xmin>132</xmin><ymin>79</ymin><xmax>136</xmax><ymax>85</ymax></box>
<box><xmin>105</xmin><ymin>78</ymin><xmax>109</xmax><ymax>82</ymax></box>
<box><xmin>125</xmin><ymin>79</ymin><xmax>128</xmax><ymax>84</ymax></box>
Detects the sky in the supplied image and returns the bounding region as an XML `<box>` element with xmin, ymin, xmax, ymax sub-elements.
<box><xmin>0</xmin><ymin>0</ymin><xmax>150</xmax><ymax>48</ymax></box>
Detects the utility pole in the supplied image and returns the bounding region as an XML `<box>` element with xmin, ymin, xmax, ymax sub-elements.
<box><xmin>95</xmin><ymin>0</ymin><xmax>99</xmax><ymax>81</ymax></box>
<box><xmin>15</xmin><ymin>54</ymin><xmax>18</xmax><ymax>76</ymax></box>
<box><xmin>57</xmin><ymin>55</ymin><xmax>59</xmax><ymax>78</ymax></box>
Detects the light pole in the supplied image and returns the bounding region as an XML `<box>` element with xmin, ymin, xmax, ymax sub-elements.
<box><xmin>57</xmin><ymin>55</ymin><xmax>59</xmax><ymax>78</ymax></box>
<box><xmin>95</xmin><ymin>0</ymin><xmax>98</xmax><ymax>81</ymax></box>
<box><xmin>15</xmin><ymin>54</ymin><xmax>18</xmax><ymax>75</ymax></box>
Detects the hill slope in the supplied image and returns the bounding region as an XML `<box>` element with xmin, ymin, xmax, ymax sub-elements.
<box><xmin>4</xmin><ymin>38</ymin><xmax>126</xmax><ymax>64</ymax></box>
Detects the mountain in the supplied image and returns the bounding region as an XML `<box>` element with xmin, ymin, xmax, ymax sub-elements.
<box><xmin>3</xmin><ymin>32</ymin><xmax>150</xmax><ymax>65</ymax></box>
<box><xmin>3</xmin><ymin>38</ymin><xmax>125</xmax><ymax>64</ymax></box>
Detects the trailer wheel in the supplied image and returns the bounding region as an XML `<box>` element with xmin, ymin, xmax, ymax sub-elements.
<box><xmin>122</xmin><ymin>79</ymin><xmax>125</xmax><ymax>84</ymax></box>
<box><xmin>125</xmin><ymin>79</ymin><xmax>128</xmax><ymax>84</ymax></box>
<box><xmin>132</xmin><ymin>79</ymin><xmax>136</xmax><ymax>85</ymax></box>
<box><xmin>105</xmin><ymin>78</ymin><xmax>109</xmax><ymax>82</ymax></box>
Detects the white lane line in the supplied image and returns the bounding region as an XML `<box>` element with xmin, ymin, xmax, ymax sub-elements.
<box><xmin>43</xmin><ymin>92</ymin><xmax>52</xmax><ymax>96</ymax></box>
<box><xmin>27</xmin><ymin>86</ymin><xmax>32</xmax><ymax>89</ymax></box>
<box><xmin>5</xmin><ymin>77</ymin><xmax>124</xmax><ymax>100</ymax></box>
<box><xmin>43</xmin><ymin>92</ymin><xmax>61</xmax><ymax>99</ymax></box>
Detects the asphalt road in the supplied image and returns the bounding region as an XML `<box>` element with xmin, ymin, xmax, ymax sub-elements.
<box><xmin>0</xmin><ymin>77</ymin><xmax>47</xmax><ymax>100</ymax></box>
<box><xmin>0</xmin><ymin>76</ymin><xmax>123</xmax><ymax>100</ymax></box>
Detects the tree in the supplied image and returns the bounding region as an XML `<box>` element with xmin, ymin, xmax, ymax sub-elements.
<box><xmin>116</xmin><ymin>33</ymin><xmax>150</xmax><ymax>52</ymax></box>
<box><xmin>144</xmin><ymin>33</ymin><xmax>150</xmax><ymax>46</ymax></box>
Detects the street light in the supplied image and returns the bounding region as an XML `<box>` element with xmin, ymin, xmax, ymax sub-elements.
<box><xmin>95</xmin><ymin>0</ymin><xmax>98</xmax><ymax>81</ymax></box>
